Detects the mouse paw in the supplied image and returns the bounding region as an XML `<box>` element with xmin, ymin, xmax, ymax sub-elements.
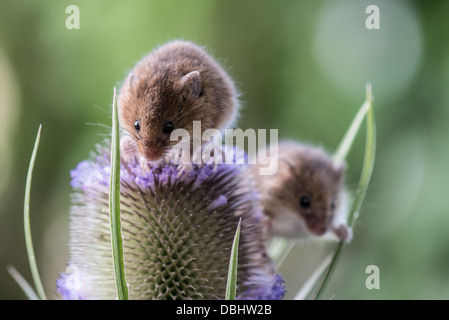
<box><xmin>333</xmin><ymin>224</ymin><xmax>353</xmax><ymax>243</ymax></box>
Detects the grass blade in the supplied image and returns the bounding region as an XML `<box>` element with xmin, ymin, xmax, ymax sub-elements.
<box><xmin>268</xmin><ymin>84</ymin><xmax>375</xmax><ymax>271</ymax></box>
<box><xmin>225</xmin><ymin>218</ymin><xmax>242</xmax><ymax>300</ymax></box>
<box><xmin>313</xmin><ymin>83</ymin><xmax>376</xmax><ymax>300</ymax></box>
<box><xmin>267</xmin><ymin>237</ymin><xmax>295</xmax><ymax>268</ymax></box>
<box><xmin>347</xmin><ymin>84</ymin><xmax>376</xmax><ymax>227</ymax></box>
<box><xmin>332</xmin><ymin>85</ymin><xmax>372</xmax><ymax>164</ymax></box>
<box><xmin>7</xmin><ymin>265</ymin><xmax>39</xmax><ymax>300</ymax></box>
<box><xmin>312</xmin><ymin>241</ymin><xmax>344</xmax><ymax>299</ymax></box>
<box><xmin>23</xmin><ymin>124</ymin><xmax>47</xmax><ymax>300</ymax></box>
<box><xmin>109</xmin><ymin>87</ymin><xmax>129</xmax><ymax>300</ymax></box>
<box><xmin>293</xmin><ymin>253</ymin><xmax>332</xmax><ymax>300</ymax></box>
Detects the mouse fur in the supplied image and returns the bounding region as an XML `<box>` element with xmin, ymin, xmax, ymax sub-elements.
<box><xmin>118</xmin><ymin>40</ymin><xmax>239</xmax><ymax>164</ymax></box>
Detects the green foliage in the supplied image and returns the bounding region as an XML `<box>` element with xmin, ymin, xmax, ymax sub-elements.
<box><xmin>109</xmin><ymin>88</ymin><xmax>129</xmax><ymax>300</ymax></box>
<box><xmin>313</xmin><ymin>84</ymin><xmax>376</xmax><ymax>299</ymax></box>
<box><xmin>23</xmin><ymin>125</ymin><xmax>47</xmax><ymax>300</ymax></box>
<box><xmin>225</xmin><ymin>218</ymin><xmax>242</xmax><ymax>300</ymax></box>
<box><xmin>17</xmin><ymin>124</ymin><xmax>47</xmax><ymax>300</ymax></box>
<box><xmin>268</xmin><ymin>84</ymin><xmax>376</xmax><ymax>299</ymax></box>
<box><xmin>2</xmin><ymin>0</ymin><xmax>448</xmax><ymax>299</ymax></box>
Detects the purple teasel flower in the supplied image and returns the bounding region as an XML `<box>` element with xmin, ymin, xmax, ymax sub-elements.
<box><xmin>57</xmin><ymin>144</ymin><xmax>285</xmax><ymax>300</ymax></box>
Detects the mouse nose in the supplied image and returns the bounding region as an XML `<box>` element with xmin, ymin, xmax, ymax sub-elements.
<box><xmin>142</xmin><ymin>146</ymin><xmax>163</xmax><ymax>163</ymax></box>
<box><xmin>312</xmin><ymin>225</ymin><xmax>327</xmax><ymax>236</ymax></box>
<box><xmin>305</xmin><ymin>217</ymin><xmax>327</xmax><ymax>236</ymax></box>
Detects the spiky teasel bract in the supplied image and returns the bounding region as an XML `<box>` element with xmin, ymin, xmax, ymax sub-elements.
<box><xmin>57</xmin><ymin>144</ymin><xmax>285</xmax><ymax>300</ymax></box>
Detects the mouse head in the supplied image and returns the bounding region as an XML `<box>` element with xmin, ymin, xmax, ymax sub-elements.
<box><xmin>118</xmin><ymin>69</ymin><xmax>204</xmax><ymax>162</ymax></box>
<box><xmin>276</xmin><ymin>147</ymin><xmax>345</xmax><ymax>237</ymax></box>
<box><xmin>118</xmin><ymin>41</ymin><xmax>239</xmax><ymax>164</ymax></box>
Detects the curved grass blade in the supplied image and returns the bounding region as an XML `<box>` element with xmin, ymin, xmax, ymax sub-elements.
<box><xmin>7</xmin><ymin>265</ymin><xmax>39</xmax><ymax>300</ymax></box>
<box><xmin>225</xmin><ymin>218</ymin><xmax>242</xmax><ymax>300</ymax></box>
<box><xmin>313</xmin><ymin>83</ymin><xmax>376</xmax><ymax>300</ymax></box>
<box><xmin>293</xmin><ymin>253</ymin><xmax>332</xmax><ymax>300</ymax></box>
<box><xmin>332</xmin><ymin>85</ymin><xmax>373</xmax><ymax>165</ymax></box>
<box><xmin>109</xmin><ymin>87</ymin><xmax>129</xmax><ymax>300</ymax></box>
<box><xmin>346</xmin><ymin>84</ymin><xmax>375</xmax><ymax>227</ymax></box>
<box><xmin>23</xmin><ymin>124</ymin><xmax>47</xmax><ymax>300</ymax></box>
<box><xmin>268</xmin><ymin>237</ymin><xmax>295</xmax><ymax>268</ymax></box>
<box><xmin>268</xmin><ymin>84</ymin><xmax>374</xmax><ymax>270</ymax></box>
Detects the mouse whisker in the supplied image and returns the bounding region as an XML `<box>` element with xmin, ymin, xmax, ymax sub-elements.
<box><xmin>85</xmin><ymin>122</ymin><xmax>112</xmax><ymax>130</ymax></box>
<box><xmin>91</xmin><ymin>104</ymin><xmax>110</xmax><ymax>114</ymax></box>
<box><xmin>119</xmin><ymin>128</ymin><xmax>139</xmax><ymax>141</ymax></box>
<box><xmin>97</xmin><ymin>133</ymin><xmax>112</xmax><ymax>138</ymax></box>
<box><xmin>97</xmin><ymin>138</ymin><xmax>112</xmax><ymax>145</ymax></box>
<box><xmin>172</xmin><ymin>101</ymin><xmax>206</xmax><ymax>124</ymax></box>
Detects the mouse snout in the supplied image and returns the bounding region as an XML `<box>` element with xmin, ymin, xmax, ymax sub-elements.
<box><xmin>141</xmin><ymin>142</ymin><xmax>165</xmax><ymax>163</ymax></box>
<box><xmin>310</xmin><ymin>224</ymin><xmax>327</xmax><ymax>236</ymax></box>
<box><xmin>143</xmin><ymin>152</ymin><xmax>159</xmax><ymax>163</ymax></box>
<box><xmin>304</xmin><ymin>216</ymin><xmax>328</xmax><ymax>236</ymax></box>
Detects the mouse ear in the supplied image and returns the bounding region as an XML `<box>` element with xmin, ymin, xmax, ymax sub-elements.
<box><xmin>128</xmin><ymin>73</ymin><xmax>137</xmax><ymax>89</ymax></box>
<box><xmin>179</xmin><ymin>71</ymin><xmax>202</xmax><ymax>98</ymax></box>
<box><xmin>277</xmin><ymin>156</ymin><xmax>297</xmax><ymax>178</ymax></box>
<box><xmin>334</xmin><ymin>162</ymin><xmax>346</xmax><ymax>177</ymax></box>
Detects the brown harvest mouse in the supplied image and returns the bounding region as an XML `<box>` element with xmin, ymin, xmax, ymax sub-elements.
<box><xmin>248</xmin><ymin>141</ymin><xmax>352</xmax><ymax>242</ymax></box>
<box><xmin>118</xmin><ymin>40</ymin><xmax>239</xmax><ymax>165</ymax></box>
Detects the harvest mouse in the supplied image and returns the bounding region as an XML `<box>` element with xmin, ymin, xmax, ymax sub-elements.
<box><xmin>248</xmin><ymin>141</ymin><xmax>352</xmax><ymax>242</ymax></box>
<box><xmin>118</xmin><ymin>40</ymin><xmax>239</xmax><ymax>166</ymax></box>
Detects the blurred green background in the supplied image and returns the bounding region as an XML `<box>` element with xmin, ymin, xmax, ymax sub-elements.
<box><xmin>1</xmin><ymin>0</ymin><xmax>448</xmax><ymax>299</ymax></box>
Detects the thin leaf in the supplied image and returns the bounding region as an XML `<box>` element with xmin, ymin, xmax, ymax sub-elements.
<box><xmin>109</xmin><ymin>87</ymin><xmax>129</xmax><ymax>300</ymax></box>
<box><xmin>268</xmin><ymin>84</ymin><xmax>374</xmax><ymax>269</ymax></box>
<box><xmin>347</xmin><ymin>83</ymin><xmax>376</xmax><ymax>226</ymax></box>
<box><xmin>225</xmin><ymin>218</ymin><xmax>242</xmax><ymax>300</ymax></box>
<box><xmin>332</xmin><ymin>85</ymin><xmax>372</xmax><ymax>165</ymax></box>
<box><xmin>312</xmin><ymin>241</ymin><xmax>344</xmax><ymax>299</ymax></box>
<box><xmin>313</xmin><ymin>83</ymin><xmax>376</xmax><ymax>300</ymax></box>
<box><xmin>23</xmin><ymin>124</ymin><xmax>47</xmax><ymax>300</ymax></box>
<box><xmin>267</xmin><ymin>237</ymin><xmax>295</xmax><ymax>268</ymax></box>
<box><xmin>293</xmin><ymin>253</ymin><xmax>332</xmax><ymax>300</ymax></box>
<box><xmin>7</xmin><ymin>265</ymin><xmax>39</xmax><ymax>300</ymax></box>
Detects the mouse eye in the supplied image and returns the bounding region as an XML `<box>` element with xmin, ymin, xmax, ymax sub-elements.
<box><xmin>134</xmin><ymin>120</ymin><xmax>141</xmax><ymax>132</ymax></box>
<box><xmin>299</xmin><ymin>196</ymin><xmax>311</xmax><ymax>208</ymax></box>
<box><xmin>330</xmin><ymin>199</ymin><xmax>336</xmax><ymax>210</ymax></box>
<box><xmin>162</xmin><ymin>121</ymin><xmax>174</xmax><ymax>134</ymax></box>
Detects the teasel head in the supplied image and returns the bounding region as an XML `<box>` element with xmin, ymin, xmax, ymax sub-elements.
<box><xmin>57</xmin><ymin>144</ymin><xmax>285</xmax><ymax>300</ymax></box>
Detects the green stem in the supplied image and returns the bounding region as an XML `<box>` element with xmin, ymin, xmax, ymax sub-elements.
<box><xmin>314</xmin><ymin>83</ymin><xmax>376</xmax><ymax>300</ymax></box>
<box><xmin>332</xmin><ymin>85</ymin><xmax>372</xmax><ymax>165</ymax></box>
<box><xmin>313</xmin><ymin>241</ymin><xmax>344</xmax><ymax>299</ymax></box>
<box><xmin>7</xmin><ymin>265</ymin><xmax>40</xmax><ymax>300</ymax></box>
<box><xmin>268</xmin><ymin>237</ymin><xmax>295</xmax><ymax>268</ymax></box>
<box><xmin>109</xmin><ymin>87</ymin><xmax>129</xmax><ymax>300</ymax></box>
<box><xmin>23</xmin><ymin>124</ymin><xmax>47</xmax><ymax>300</ymax></box>
<box><xmin>225</xmin><ymin>218</ymin><xmax>242</xmax><ymax>300</ymax></box>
